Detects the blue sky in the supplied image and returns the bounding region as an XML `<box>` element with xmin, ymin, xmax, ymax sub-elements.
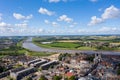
<box><xmin>0</xmin><ymin>0</ymin><xmax>120</xmax><ymax>36</ymax></box>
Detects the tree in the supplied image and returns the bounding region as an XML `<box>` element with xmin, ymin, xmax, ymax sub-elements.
<box><xmin>39</xmin><ymin>75</ymin><xmax>48</xmax><ymax>80</ymax></box>
<box><xmin>58</xmin><ymin>53</ymin><xmax>71</xmax><ymax>61</ymax></box>
<box><xmin>53</xmin><ymin>75</ymin><xmax>62</xmax><ymax>80</ymax></box>
<box><xmin>10</xmin><ymin>78</ymin><xmax>14</xmax><ymax>80</ymax></box>
<box><xmin>0</xmin><ymin>66</ymin><xmax>7</xmax><ymax>73</ymax></box>
<box><xmin>117</xmin><ymin>69</ymin><xmax>120</xmax><ymax>75</ymax></box>
<box><xmin>85</xmin><ymin>56</ymin><xmax>94</xmax><ymax>62</ymax></box>
<box><xmin>26</xmin><ymin>77</ymin><xmax>32</xmax><ymax>80</ymax></box>
<box><xmin>69</xmin><ymin>76</ymin><xmax>75</xmax><ymax>80</ymax></box>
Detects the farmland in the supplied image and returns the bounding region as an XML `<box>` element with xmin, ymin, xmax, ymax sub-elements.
<box><xmin>33</xmin><ymin>36</ymin><xmax>120</xmax><ymax>51</ymax></box>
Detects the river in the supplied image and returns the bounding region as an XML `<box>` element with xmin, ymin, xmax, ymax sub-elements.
<box><xmin>22</xmin><ymin>38</ymin><xmax>120</xmax><ymax>55</ymax></box>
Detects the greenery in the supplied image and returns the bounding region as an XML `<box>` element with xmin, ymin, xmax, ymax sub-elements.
<box><xmin>117</xmin><ymin>69</ymin><xmax>120</xmax><ymax>75</ymax></box>
<box><xmin>39</xmin><ymin>75</ymin><xmax>48</xmax><ymax>80</ymax></box>
<box><xmin>33</xmin><ymin>37</ymin><xmax>120</xmax><ymax>51</ymax></box>
<box><xmin>33</xmin><ymin>41</ymin><xmax>80</xmax><ymax>49</ymax></box>
<box><xmin>1</xmin><ymin>36</ymin><xmax>120</xmax><ymax>58</ymax></box>
<box><xmin>53</xmin><ymin>75</ymin><xmax>62</xmax><ymax>80</ymax></box>
<box><xmin>58</xmin><ymin>53</ymin><xmax>71</xmax><ymax>61</ymax></box>
<box><xmin>26</xmin><ymin>50</ymin><xmax>56</xmax><ymax>56</ymax></box>
<box><xmin>0</xmin><ymin>66</ymin><xmax>7</xmax><ymax>73</ymax></box>
<box><xmin>0</xmin><ymin>55</ymin><xmax>5</xmax><ymax>59</ymax></box>
<box><xmin>0</xmin><ymin>38</ymin><xmax>56</xmax><ymax>57</ymax></box>
<box><xmin>85</xmin><ymin>56</ymin><xmax>94</xmax><ymax>62</ymax></box>
<box><xmin>78</xmin><ymin>47</ymin><xmax>96</xmax><ymax>50</ymax></box>
<box><xmin>7</xmin><ymin>76</ymin><xmax>15</xmax><ymax>80</ymax></box>
<box><xmin>26</xmin><ymin>77</ymin><xmax>32</xmax><ymax>80</ymax></box>
<box><xmin>117</xmin><ymin>63</ymin><xmax>120</xmax><ymax>75</ymax></box>
<box><xmin>69</xmin><ymin>76</ymin><xmax>76</xmax><ymax>80</ymax></box>
<box><xmin>64</xmin><ymin>76</ymin><xmax>76</xmax><ymax>80</ymax></box>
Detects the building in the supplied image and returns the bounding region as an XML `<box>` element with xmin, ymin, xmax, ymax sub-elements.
<box><xmin>31</xmin><ymin>60</ymin><xmax>47</xmax><ymax>67</ymax></box>
<box><xmin>0</xmin><ymin>71</ymin><xmax>10</xmax><ymax>79</ymax></box>
<box><xmin>41</xmin><ymin>60</ymin><xmax>58</xmax><ymax>70</ymax></box>
<box><xmin>94</xmin><ymin>53</ymin><xmax>102</xmax><ymax>64</ymax></box>
<box><xmin>10</xmin><ymin>67</ymin><xmax>36</xmax><ymax>80</ymax></box>
<box><xmin>27</xmin><ymin>59</ymin><xmax>41</xmax><ymax>66</ymax></box>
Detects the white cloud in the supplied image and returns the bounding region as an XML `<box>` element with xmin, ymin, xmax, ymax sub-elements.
<box><xmin>101</xmin><ymin>5</ymin><xmax>120</xmax><ymax>19</ymax></box>
<box><xmin>88</xmin><ymin>16</ymin><xmax>103</xmax><ymax>26</ymax></box>
<box><xmin>90</xmin><ymin>0</ymin><xmax>98</xmax><ymax>2</ymax></box>
<box><xmin>69</xmin><ymin>25</ymin><xmax>74</xmax><ymax>28</ymax></box>
<box><xmin>38</xmin><ymin>28</ymin><xmax>44</xmax><ymax>33</ymax></box>
<box><xmin>44</xmin><ymin>20</ymin><xmax>58</xmax><ymax>27</ymax></box>
<box><xmin>58</xmin><ymin>15</ymin><xmax>73</xmax><ymax>23</ymax></box>
<box><xmin>77</xmin><ymin>29</ymin><xmax>87</xmax><ymax>33</ymax></box>
<box><xmin>74</xmin><ymin>27</ymin><xmax>119</xmax><ymax>34</ymax></box>
<box><xmin>73</xmin><ymin>22</ymin><xmax>77</xmax><ymax>25</ymax></box>
<box><xmin>15</xmin><ymin>23</ymin><xmax>28</xmax><ymax>27</ymax></box>
<box><xmin>0</xmin><ymin>17</ymin><xmax>2</xmax><ymax>21</ymax></box>
<box><xmin>23</xmin><ymin>20</ymin><xmax>29</xmax><ymax>23</ymax></box>
<box><xmin>44</xmin><ymin>19</ymin><xmax>50</xmax><ymax>24</ymax></box>
<box><xmin>49</xmin><ymin>0</ymin><xmax>60</xmax><ymax>3</ymax></box>
<box><xmin>0</xmin><ymin>13</ymin><xmax>2</xmax><ymax>21</ymax></box>
<box><xmin>52</xmin><ymin>22</ymin><xmax>58</xmax><ymax>26</ymax></box>
<box><xmin>98</xmin><ymin>8</ymin><xmax>102</xmax><ymax>12</ymax></box>
<box><xmin>26</xmin><ymin>14</ymin><xmax>33</xmax><ymax>19</ymax></box>
<box><xmin>48</xmin><ymin>0</ymin><xmax>67</xmax><ymax>3</ymax></box>
<box><xmin>13</xmin><ymin>13</ymin><xmax>33</xmax><ymax>20</ymax></box>
<box><xmin>88</xmin><ymin>5</ymin><xmax>120</xmax><ymax>26</ymax></box>
<box><xmin>13</xmin><ymin>13</ymin><xmax>25</xmax><ymax>19</ymax></box>
<box><xmin>69</xmin><ymin>22</ymin><xmax>77</xmax><ymax>27</ymax></box>
<box><xmin>98</xmin><ymin>27</ymin><xmax>117</xmax><ymax>32</ymax></box>
<box><xmin>0</xmin><ymin>22</ymin><xmax>11</xmax><ymax>27</ymax></box>
<box><xmin>47</xmin><ymin>30</ymin><xmax>56</xmax><ymax>34</ymax></box>
<box><xmin>38</xmin><ymin>7</ymin><xmax>54</xmax><ymax>16</ymax></box>
<box><xmin>0</xmin><ymin>22</ymin><xmax>14</xmax><ymax>34</ymax></box>
<box><xmin>0</xmin><ymin>21</ymin><xmax>46</xmax><ymax>35</ymax></box>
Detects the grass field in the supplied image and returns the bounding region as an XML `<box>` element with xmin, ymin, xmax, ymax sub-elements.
<box><xmin>77</xmin><ymin>47</ymin><xmax>97</xmax><ymax>50</ymax></box>
<box><xmin>33</xmin><ymin>37</ymin><xmax>120</xmax><ymax>51</ymax></box>
<box><xmin>0</xmin><ymin>39</ymin><xmax>55</xmax><ymax>57</ymax></box>
<box><xmin>33</xmin><ymin>41</ymin><xmax>97</xmax><ymax>50</ymax></box>
<box><xmin>26</xmin><ymin>51</ymin><xmax>56</xmax><ymax>56</ymax></box>
<box><xmin>57</xmin><ymin>40</ymin><xmax>81</xmax><ymax>42</ymax></box>
<box><xmin>0</xmin><ymin>55</ymin><xmax>6</xmax><ymax>59</ymax></box>
<box><xmin>34</xmin><ymin>41</ymin><xmax>80</xmax><ymax>49</ymax></box>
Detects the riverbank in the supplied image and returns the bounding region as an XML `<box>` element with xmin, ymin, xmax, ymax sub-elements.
<box><xmin>22</xmin><ymin>38</ymin><xmax>120</xmax><ymax>55</ymax></box>
<box><xmin>33</xmin><ymin>37</ymin><xmax>120</xmax><ymax>51</ymax></box>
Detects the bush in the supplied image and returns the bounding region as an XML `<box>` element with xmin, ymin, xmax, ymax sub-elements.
<box><xmin>69</xmin><ymin>76</ymin><xmax>76</xmax><ymax>80</ymax></box>
<box><xmin>117</xmin><ymin>69</ymin><xmax>120</xmax><ymax>75</ymax></box>
<box><xmin>53</xmin><ymin>75</ymin><xmax>62</xmax><ymax>80</ymax></box>
<box><xmin>39</xmin><ymin>75</ymin><xmax>48</xmax><ymax>80</ymax></box>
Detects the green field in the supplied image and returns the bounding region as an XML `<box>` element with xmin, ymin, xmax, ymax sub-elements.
<box><xmin>33</xmin><ymin>41</ymin><xmax>81</xmax><ymax>49</ymax></box>
<box><xmin>0</xmin><ymin>55</ymin><xmax>6</xmax><ymax>59</ymax></box>
<box><xmin>26</xmin><ymin>51</ymin><xmax>56</xmax><ymax>56</ymax></box>
<box><xmin>33</xmin><ymin>40</ymin><xmax>97</xmax><ymax>50</ymax></box>
<box><xmin>0</xmin><ymin>39</ymin><xmax>55</xmax><ymax>57</ymax></box>
<box><xmin>77</xmin><ymin>47</ymin><xmax>97</xmax><ymax>50</ymax></box>
<box><xmin>33</xmin><ymin>37</ymin><xmax>120</xmax><ymax>51</ymax></box>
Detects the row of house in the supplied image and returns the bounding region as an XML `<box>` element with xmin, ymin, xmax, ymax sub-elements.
<box><xmin>10</xmin><ymin>67</ymin><xmax>37</xmax><ymax>80</ymax></box>
<box><xmin>41</xmin><ymin>60</ymin><xmax>58</xmax><ymax>70</ymax></box>
<box><xmin>0</xmin><ymin>56</ymin><xmax>59</xmax><ymax>80</ymax></box>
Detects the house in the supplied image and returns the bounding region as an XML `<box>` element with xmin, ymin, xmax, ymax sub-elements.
<box><xmin>41</xmin><ymin>60</ymin><xmax>58</xmax><ymax>70</ymax></box>
<box><xmin>10</xmin><ymin>67</ymin><xmax>36</xmax><ymax>80</ymax></box>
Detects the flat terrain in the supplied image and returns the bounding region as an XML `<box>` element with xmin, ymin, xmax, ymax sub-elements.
<box><xmin>33</xmin><ymin>36</ymin><xmax>120</xmax><ymax>51</ymax></box>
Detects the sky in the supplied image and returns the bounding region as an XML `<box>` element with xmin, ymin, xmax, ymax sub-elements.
<box><xmin>0</xmin><ymin>0</ymin><xmax>120</xmax><ymax>36</ymax></box>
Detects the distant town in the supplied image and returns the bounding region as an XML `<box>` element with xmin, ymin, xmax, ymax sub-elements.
<box><xmin>0</xmin><ymin>35</ymin><xmax>120</xmax><ymax>80</ymax></box>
